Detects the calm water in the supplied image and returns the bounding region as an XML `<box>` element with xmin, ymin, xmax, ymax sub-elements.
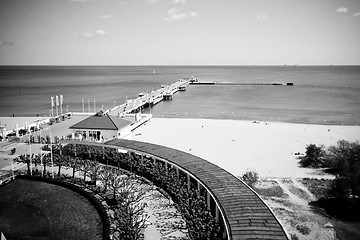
<box><xmin>0</xmin><ymin>65</ymin><xmax>360</xmax><ymax>125</ymax></box>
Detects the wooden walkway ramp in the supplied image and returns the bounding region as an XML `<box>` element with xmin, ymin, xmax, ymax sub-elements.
<box><xmin>106</xmin><ymin>139</ymin><xmax>288</xmax><ymax>240</ymax></box>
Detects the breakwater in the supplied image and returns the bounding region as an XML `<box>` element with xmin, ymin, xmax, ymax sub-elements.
<box><xmin>190</xmin><ymin>81</ymin><xmax>294</xmax><ymax>86</ymax></box>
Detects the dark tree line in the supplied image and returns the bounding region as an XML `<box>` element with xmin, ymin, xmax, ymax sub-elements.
<box><xmin>299</xmin><ymin>140</ymin><xmax>360</xmax><ymax>219</ymax></box>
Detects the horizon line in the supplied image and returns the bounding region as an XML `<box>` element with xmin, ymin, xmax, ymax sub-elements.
<box><xmin>1</xmin><ymin>64</ymin><xmax>360</xmax><ymax>67</ymax></box>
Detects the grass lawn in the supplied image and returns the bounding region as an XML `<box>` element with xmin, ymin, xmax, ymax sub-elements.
<box><xmin>0</xmin><ymin>179</ymin><xmax>102</xmax><ymax>240</ymax></box>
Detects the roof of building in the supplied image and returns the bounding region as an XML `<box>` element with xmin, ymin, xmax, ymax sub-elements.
<box><xmin>69</xmin><ymin>111</ymin><xmax>132</xmax><ymax>130</ymax></box>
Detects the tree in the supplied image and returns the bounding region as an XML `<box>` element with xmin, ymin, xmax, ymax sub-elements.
<box><xmin>299</xmin><ymin>144</ymin><xmax>325</xmax><ymax>168</ymax></box>
<box><xmin>300</xmin><ymin>140</ymin><xmax>360</xmax><ymax>220</ymax></box>
<box><xmin>98</xmin><ymin>165</ymin><xmax>113</xmax><ymax>193</ymax></box>
<box><xmin>327</xmin><ymin>140</ymin><xmax>360</xmax><ymax>200</ymax></box>
<box><xmin>64</xmin><ymin>155</ymin><xmax>80</xmax><ymax>179</ymax></box>
<box><xmin>241</xmin><ymin>170</ymin><xmax>259</xmax><ymax>188</ymax></box>
<box><xmin>106</xmin><ymin>168</ymin><xmax>125</xmax><ymax>202</ymax></box>
<box><xmin>41</xmin><ymin>153</ymin><xmax>52</xmax><ymax>176</ymax></box>
<box><xmin>79</xmin><ymin>159</ymin><xmax>93</xmax><ymax>182</ymax></box>
<box><xmin>109</xmin><ymin>174</ymin><xmax>148</xmax><ymax>240</ymax></box>
<box><xmin>53</xmin><ymin>153</ymin><xmax>66</xmax><ymax>177</ymax></box>
<box><xmin>15</xmin><ymin>154</ymin><xmax>31</xmax><ymax>175</ymax></box>
<box><xmin>88</xmin><ymin>160</ymin><xmax>102</xmax><ymax>185</ymax></box>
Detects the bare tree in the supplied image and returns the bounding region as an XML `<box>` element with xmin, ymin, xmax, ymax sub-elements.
<box><xmin>109</xmin><ymin>174</ymin><xmax>149</xmax><ymax>240</ymax></box>
<box><xmin>64</xmin><ymin>155</ymin><xmax>80</xmax><ymax>179</ymax></box>
<box><xmin>79</xmin><ymin>159</ymin><xmax>93</xmax><ymax>182</ymax></box>
<box><xmin>88</xmin><ymin>160</ymin><xmax>102</xmax><ymax>185</ymax></box>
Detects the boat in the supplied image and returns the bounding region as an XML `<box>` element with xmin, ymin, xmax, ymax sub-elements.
<box><xmin>153</xmin><ymin>69</ymin><xmax>156</xmax><ymax>74</ymax></box>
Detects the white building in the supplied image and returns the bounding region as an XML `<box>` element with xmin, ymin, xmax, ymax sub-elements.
<box><xmin>69</xmin><ymin>111</ymin><xmax>132</xmax><ymax>141</ymax></box>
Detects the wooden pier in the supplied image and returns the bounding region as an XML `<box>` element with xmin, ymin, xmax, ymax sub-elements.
<box><xmin>105</xmin><ymin>78</ymin><xmax>190</xmax><ymax>116</ymax></box>
<box><xmin>104</xmin><ymin>76</ymin><xmax>293</xmax><ymax>117</ymax></box>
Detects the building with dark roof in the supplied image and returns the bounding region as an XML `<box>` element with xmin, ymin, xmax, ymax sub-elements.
<box><xmin>69</xmin><ymin>111</ymin><xmax>132</xmax><ymax>141</ymax></box>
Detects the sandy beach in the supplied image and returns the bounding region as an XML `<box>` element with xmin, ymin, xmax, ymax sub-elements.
<box><xmin>131</xmin><ymin>118</ymin><xmax>360</xmax><ymax>178</ymax></box>
<box><xmin>2</xmin><ymin>117</ymin><xmax>360</xmax><ymax>238</ymax></box>
<box><xmin>2</xmin><ymin>116</ymin><xmax>359</xmax><ymax>178</ymax></box>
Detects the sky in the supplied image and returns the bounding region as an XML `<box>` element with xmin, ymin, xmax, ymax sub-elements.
<box><xmin>0</xmin><ymin>0</ymin><xmax>360</xmax><ymax>65</ymax></box>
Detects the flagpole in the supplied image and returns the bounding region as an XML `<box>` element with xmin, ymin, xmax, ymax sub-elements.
<box><xmin>82</xmin><ymin>98</ymin><xmax>84</xmax><ymax>113</ymax></box>
<box><xmin>40</xmin><ymin>128</ymin><xmax>43</xmax><ymax>177</ymax></box>
<box><xmin>60</xmin><ymin>95</ymin><xmax>63</xmax><ymax>116</ymax></box>
<box><xmin>29</xmin><ymin>140</ymin><xmax>32</xmax><ymax>176</ymax></box>
<box><xmin>56</xmin><ymin>96</ymin><xmax>59</xmax><ymax>117</ymax></box>
<box><xmin>51</xmin><ymin>96</ymin><xmax>54</xmax><ymax>118</ymax></box>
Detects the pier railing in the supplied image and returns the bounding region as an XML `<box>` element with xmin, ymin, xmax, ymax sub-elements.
<box><xmin>105</xmin><ymin>79</ymin><xmax>190</xmax><ymax>115</ymax></box>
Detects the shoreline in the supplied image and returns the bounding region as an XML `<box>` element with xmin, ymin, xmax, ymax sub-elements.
<box><xmin>130</xmin><ymin>117</ymin><xmax>360</xmax><ymax>178</ymax></box>
<box><xmin>1</xmin><ymin>115</ymin><xmax>359</xmax><ymax>130</ymax></box>
<box><xmin>152</xmin><ymin>115</ymin><xmax>360</xmax><ymax>126</ymax></box>
<box><xmin>2</xmin><ymin>116</ymin><xmax>360</xmax><ymax>178</ymax></box>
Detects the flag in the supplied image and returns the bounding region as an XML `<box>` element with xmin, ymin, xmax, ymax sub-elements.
<box><xmin>51</xmin><ymin>96</ymin><xmax>54</xmax><ymax>107</ymax></box>
<box><xmin>56</xmin><ymin>96</ymin><xmax>59</xmax><ymax>106</ymax></box>
<box><xmin>60</xmin><ymin>95</ymin><xmax>63</xmax><ymax>105</ymax></box>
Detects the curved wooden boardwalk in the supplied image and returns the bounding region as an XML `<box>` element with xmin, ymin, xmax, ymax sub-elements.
<box><xmin>106</xmin><ymin>139</ymin><xmax>288</xmax><ymax>240</ymax></box>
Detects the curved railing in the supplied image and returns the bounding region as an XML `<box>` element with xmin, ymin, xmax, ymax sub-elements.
<box><xmin>65</xmin><ymin>139</ymin><xmax>289</xmax><ymax>240</ymax></box>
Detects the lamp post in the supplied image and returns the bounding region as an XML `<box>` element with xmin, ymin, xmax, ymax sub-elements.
<box><xmin>49</xmin><ymin>127</ymin><xmax>54</xmax><ymax>179</ymax></box>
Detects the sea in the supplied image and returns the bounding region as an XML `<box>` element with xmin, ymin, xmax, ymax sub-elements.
<box><xmin>0</xmin><ymin>65</ymin><xmax>360</xmax><ymax>125</ymax></box>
